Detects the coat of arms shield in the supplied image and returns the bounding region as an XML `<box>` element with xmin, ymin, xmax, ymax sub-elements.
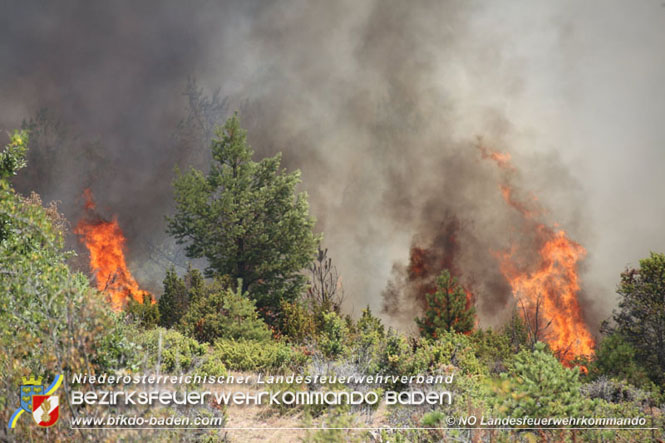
<box><xmin>19</xmin><ymin>382</ymin><xmax>44</xmax><ymax>413</ymax></box>
<box><xmin>32</xmin><ymin>395</ymin><xmax>59</xmax><ymax>427</ymax></box>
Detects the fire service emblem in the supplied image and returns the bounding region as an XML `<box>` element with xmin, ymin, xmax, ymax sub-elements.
<box><xmin>8</xmin><ymin>374</ymin><xmax>62</xmax><ymax>428</ymax></box>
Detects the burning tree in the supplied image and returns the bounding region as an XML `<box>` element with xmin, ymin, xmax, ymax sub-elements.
<box><xmin>416</xmin><ymin>270</ymin><xmax>476</xmax><ymax>337</ymax></box>
<box><xmin>167</xmin><ymin>114</ymin><xmax>320</xmax><ymax>313</ymax></box>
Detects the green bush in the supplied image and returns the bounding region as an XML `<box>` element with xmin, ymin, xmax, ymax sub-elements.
<box><xmin>590</xmin><ymin>332</ymin><xmax>651</xmax><ymax>387</ymax></box>
<box><xmin>378</xmin><ymin>329</ymin><xmax>413</xmax><ymax>378</ymax></box>
<box><xmin>159</xmin><ymin>267</ymin><xmax>190</xmax><ymax>328</ymax></box>
<box><xmin>412</xmin><ymin>332</ymin><xmax>485</xmax><ymax>377</ymax></box>
<box><xmin>501</xmin><ymin>308</ymin><xmax>529</xmax><ymax>353</ymax></box>
<box><xmin>198</xmin><ymin>356</ymin><xmax>228</xmax><ymax>378</ymax></box>
<box><xmin>490</xmin><ymin>342</ymin><xmax>589</xmax><ymax>418</ymax></box>
<box><xmin>135</xmin><ymin>327</ymin><xmax>206</xmax><ymax>373</ymax></box>
<box><xmin>0</xmin><ymin>132</ymin><xmax>138</xmax><ymax>439</ymax></box>
<box><xmin>279</xmin><ymin>299</ymin><xmax>316</xmax><ymax>342</ymax></box>
<box><xmin>317</xmin><ymin>311</ymin><xmax>349</xmax><ymax>358</ymax></box>
<box><xmin>350</xmin><ymin>307</ymin><xmax>385</xmax><ymax>373</ymax></box>
<box><xmin>126</xmin><ymin>293</ymin><xmax>160</xmax><ymax>329</ymax></box>
<box><xmin>179</xmin><ymin>279</ymin><xmax>273</xmax><ymax>343</ymax></box>
<box><xmin>133</xmin><ymin>326</ymin><xmax>227</xmax><ymax>377</ymax></box>
<box><xmin>213</xmin><ymin>338</ymin><xmax>309</xmax><ymax>372</ymax></box>
<box><xmin>471</xmin><ymin>328</ymin><xmax>512</xmax><ymax>374</ymax></box>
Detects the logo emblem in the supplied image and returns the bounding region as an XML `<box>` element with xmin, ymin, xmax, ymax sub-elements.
<box><xmin>8</xmin><ymin>374</ymin><xmax>62</xmax><ymax>429</ymax></box>
<box><xmin>32</xmin><ymin>395</ymin><xmax>59</xmax><ymax>427</ymax></box>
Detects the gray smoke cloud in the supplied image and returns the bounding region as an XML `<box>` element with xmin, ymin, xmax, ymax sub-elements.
<box><xmin>2</xmin><ymin>0</ymin><xmax>664</xmax><ymax>333</ymax></box>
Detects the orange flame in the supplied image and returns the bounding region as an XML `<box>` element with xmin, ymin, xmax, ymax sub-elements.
<box><xmin>499</xmin><ymin>226</ymin><xmax>595</xmax><ymax>364</ymax></box>
<box><xmin>74</xmin><ymin>189</ymin><xmax>152</xmax><ymax>311</ymax></box>
<box><xmin>481</xmin><ymin>145</ymin><xmax>595</xmax><ymax>365</ymax></box>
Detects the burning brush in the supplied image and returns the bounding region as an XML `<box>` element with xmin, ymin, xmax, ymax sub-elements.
<box><xmin>74</xmin><ymin>189</ymin><xmax>152</xmax><ymax>311</ymax></box>
<box><xmin>480</xmin><ymin>144</ymin><xmax>595</xmax><ymax>365</ymax></box>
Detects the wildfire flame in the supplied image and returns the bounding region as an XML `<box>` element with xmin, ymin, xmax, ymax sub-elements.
<box><xmin>74</xmin><ymin>189</ymin><xmax>152</xmax><ymax>311</ymax></box>
<box><xmin>481</xmin><ymin>144</ymin><xmax>595</xmax><ymax>365</ymax></box>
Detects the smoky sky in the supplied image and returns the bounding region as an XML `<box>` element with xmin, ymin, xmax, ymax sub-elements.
<box><xmin>2</xmin><ymin>0</ymin><xmax>664</xmax><ymax>331</ymax></box>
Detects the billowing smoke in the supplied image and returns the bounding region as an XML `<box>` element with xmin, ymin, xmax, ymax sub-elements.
<box><xmin>2</xmin><ymin>1</ymin><xmax>664</xmax><ymax>332</ymax></box>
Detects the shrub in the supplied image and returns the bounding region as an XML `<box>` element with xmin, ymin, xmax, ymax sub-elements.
<box><xmin>590</xmin><ymin>332</ymin><xmax>651</xmax><ymax>387</ymax></box>
<box><xmin>213</xmin><ymin>339</ymin><xmax>308</xmax><ymax>372</ymax></box>
<box><xmin>317</xmin><ymin>311</ymin><xmax>349</xmax><ymax>359</ymax></box>
<box><xmin>0</xmin><ymin>132</ymin><xmax>138</xmax><ymax>439</ymax></box>
<box><xmin>179</xmin><ymin>279</ymin><xmax>272</xmax><ymax>343</ymax></box>
<box><xmin>412</xmin><ymin>332</ymin><xmax>485</xmax><ymax>377</ymax></box>
<box><xmin>126</xmin><ymin>293</ymin><xmax>160</xmax><ymax>329</ymax></box>
<box><xmin>581</xmin><ymin>377</ymin><xmax>650</xmax><ymax>405</ymax></box>
<box><xmin>303</xmin><ymin>409</ymin><xmax>369</xmax><ymax>442</ymax></box>
<box><xmin>607</xmin><ymin>252</ymin><xmax>665</xmax><ymax>385</ymax></box>
<box><xmin>198</xmin><ymin>356</ymin><xmax>228</xmax><ymax>378</ymax></box>
<box><xmin>135</xmin><ymin>327</ymin><xmax>206</xmax><ymax>373</ymax></box>
<box><xmin>501</xmin><ymin>307</ymin><xmax>529</xmax><ymax>353</ymax></box>
<box><xmin>158</xmin><ymin>267</ymin><xmax>189</xmax><ymax>328</ymax></box>
<box><xmin>490</xmin><ymin>342</ymin><xmax>589</xmax><ymax>418</ymax></box>
<box><xmin>471</xmin><ymin>328</ymin><xmax>512</xmax><ymax>374</ymax></box>
<box><xmin>350</xmin><ymin>307</ymin><xmax>385</xmax><ymax>374</ymax></box>
<box><xmin>279</xmin><ymin>299</ymin><xmax>316</xmax><ymax>343</ymax></box>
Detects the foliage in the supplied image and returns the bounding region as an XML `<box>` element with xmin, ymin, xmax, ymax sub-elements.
<box><xmin>606</xmin><ymin>252</ymin><xmax>665</xmax><ymax>385</ymax></box>
<box><xmin>303</xmin><ymin>409</ymin><xmax>369</xmax><ymax>442</ymax></box>
<box><xmin>158</xmin><ymin>266</ymin><xmax>189</xmax><ymax>328</ymax></box>
<box><xmin>412</xmin><ymin>332</ymin><xmax>485</xmax><ymax>377</ymax></box>
<box><xmin>131</xmin><ymin>326</ymin><xmax>227</xmax><ymax>377</ymax></box>
<box><xmin>179</xmin><ymin>278</ymin><xmax>272</xmax><ymax>344</ymax></box>
<box><xmin>126</xmin><ymin>293</ymin><xmax>160</xmax><ymax>328</ymax></box>
<box><xmin>356</xmin><ymin>306</ymin><xmax>385</xmax><ymax>338</ymax></box>
<box><xmin>378</xmin><ymin>329</ymin><xmax>413</xmax><ymax>380</ymax></box>
<box><xmin>490</xmin><ymin>342</ymin><xmax>589</xmax><ymax>417</ymax></box>
<box><xmin>590</xmin><ymin>332</ymin><xmax>651</xmax><ymax>387</ymax></box>
<box><xmin>350</xmin><ymin>307</ymin><xmax>385</xmax><ymax>374</ymax></box>
<box><xmin>416</xmin><ymin>270</ymin><xmax>476</xmax><ymax>337</ymax></box>
<box><xmin>279</xmin><ymin>299</ymin><xmax>316</xmax><ymax>343</ymax></box>
<box><xmin>0</xmin><ymin>133</ymin><xmax>137</xmax><ymax>439</ymax></box>
<box><xmin>502</xmin><ymin>307</ymin><xmax>529</xmax><ymax>353</ymax></box>
<box><xmin>134</xmin><ymin>327</ymin><xmax>206</xmax><ymax>373</ymax></box>
<box><xmin>167</xmin><ymin>114</ymin><xmax>320</xmax><ymax>312</ymax></box>
<box><xmin>0</xmin><ymin>130</ymin><xmax>28</xmax><ymax>179</ymax></box>
<box><xmin>581</xmin><ymin>376</ymin><xmax>651</xmax><ymax>405</ymax></box>
<box><xmin>213</xmin><ymin>338</ymin><xmax>308</xmax><ymax>372</ymax></box>
<box><xmin>471</xmin><ymin>328</ymin><xmax>512</xmax><ymax>374</ymax></box>
<box><xmin>317</xmin><ymin>311</ymin><xmax>350</xmax><ymax>359</ymax></box>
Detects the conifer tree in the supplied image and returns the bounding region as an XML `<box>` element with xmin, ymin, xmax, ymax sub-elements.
<box><xmin>158</xmin><ymin>267</ymin><xmax>188</xmax><ymax>328</ymax></box>
<box><xmin>605</xmin><ymin>252</ymin><xmax>665</xmax><ymax>385</ymax></box>
<box><xmin>167</xmin><ymin>114</ymin><xmax>320</xmax><ymax>312</ymax></box>
<box><xmin>416</xmin><ymin>270</ymin><xmax>475</xmax><ymax>337</ymax></box>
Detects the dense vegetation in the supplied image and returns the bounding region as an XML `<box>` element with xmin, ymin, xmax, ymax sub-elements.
<box><xmin>2</xmin><ymin>121</ymin><xmax>664</xmax><ymax>442</ymax></box>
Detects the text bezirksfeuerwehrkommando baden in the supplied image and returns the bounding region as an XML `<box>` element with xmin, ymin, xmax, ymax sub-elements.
<box><xmin>71</xmin><ymin>372</ymin><xmax>452</xmax><ymax>386</ymax></box>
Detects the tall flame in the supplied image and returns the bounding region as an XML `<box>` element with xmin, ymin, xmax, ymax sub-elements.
<box><xmin>74</xmin><ymin>189</ymin><xmax>152</xmax><ymax>311</ymax></box>
<box><xmin>480</xmin><ymin>144</ymin><xmax>595</xmax><ymax>365</ymax></box>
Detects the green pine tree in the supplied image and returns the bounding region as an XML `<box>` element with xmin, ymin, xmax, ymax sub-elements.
<box><xmin>491</xmin><ymin>342</ymin><xmax>589</xmax><ymax>418</ymax></box>
<box><xmin>416</xmin><ymin>270</ymin><xmax>476</xmax><ymax>337</ymax></box>
<box><xmin>167</xmin><ymin>114</ymin><xmax>320</xmax><ymax>313</ymax></box>
<box><xmin>158</xmin><ymin>267</ymin><xmax>188</xmax><ymax>328</ymax></box>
